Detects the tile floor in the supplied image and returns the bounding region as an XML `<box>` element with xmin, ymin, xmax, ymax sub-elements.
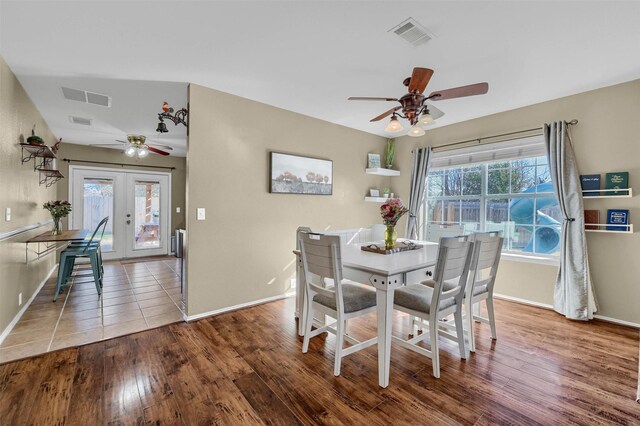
<box><xmin>0</xmin><ymin>256</ymin><xmax>185</xmax><ymax>364</ymax></box>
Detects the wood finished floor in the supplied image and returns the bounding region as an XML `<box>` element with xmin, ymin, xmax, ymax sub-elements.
<box><xmin>0</xmin><ymin>297</ymin><xmax>638</xmax><ymax>425</ymax></box>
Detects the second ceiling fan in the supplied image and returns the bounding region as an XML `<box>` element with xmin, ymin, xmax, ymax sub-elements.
<box><xmin>349</xmin><ymin>67</ymin><xmax>488</xmax><ymax>137</ymax></box>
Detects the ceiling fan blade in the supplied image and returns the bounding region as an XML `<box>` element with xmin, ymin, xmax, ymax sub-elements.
<box><xmin>348</xmin><ymin>96</ymin><xmax>398</xmax><ymax>101</ymax></box>
<box><xmin>148</xmin><ymin>144</ymin><xmax>173</xmax><ymax>150</ymax></box>
<box><xmin>428</xmin><ymin>82</ymin><xmax>489</xmax><ymax>101</ymax></box>
<box><xmin>408</xmin><ymin>67</ymin><xmax>434</xmax><ymax>94</ymax></box>
<box><xmin>115</xmin><ymin>140</ymin><xmax>128</xmax><ymax>144</ymax></box>
<box><xmin>148</xmin><ymin>146</ymin><xmax>170</xmax><ymax>156</ymax></box>
<box><xmin>370</xmin><ymin>106</ymin><xmax>401</xmax><ymax>122</ymax></box>
<box><xmin>424</xmin><ymin>103</ymin><xmax>445</xmax><ymax>120</ymax></box>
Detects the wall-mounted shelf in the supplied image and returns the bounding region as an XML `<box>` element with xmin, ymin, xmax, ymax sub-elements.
<box><xmin>366</xmin><ymin>167</ymin><xmax>400</xmax><ymax>177</ymax></box>
<box><xmin>20</xmin><ymin>143</ymin><xmax>56</xmax><ymax>164</ymax></box>
<box><xmin>585</xmin><ymin>223</ymin><xmax>633</xmax><ymax>234</ymax></box>
<box><xmin>582</xmin><ymin>188</ymin><xmax>632</xmax><ymax>198</ymax></box>
<box><xmin>365</xmin><ymin>196</ymin><xmax>392</xmax><ymax>203</ymax></box>
<box><xmin>36</xmin><ymin>169</ymin><xmax>64</xmax><ymax>187</ymax></box>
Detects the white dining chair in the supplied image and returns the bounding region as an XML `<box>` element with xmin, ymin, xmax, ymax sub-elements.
<box><xmin>299</xmin><ymin>232</ymin><xmax>378</xmax><ymax>376</ymax></box>
<box><xmin>417</xmin><ymin>232</ymin><xmax>503</xmax><ymax>355</ymax></box>
<box><xmin>392</xmin><ymin>236</ymin><xmax>473</xmax><ymax>378</ymax></box>
<box><xmin>464</xmin><ymin>232</ymin><xmax>503</xmax><ymax>352</ymax></box>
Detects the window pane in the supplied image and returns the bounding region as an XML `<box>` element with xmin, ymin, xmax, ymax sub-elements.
<box><xmin>427</xmin><ymin>171</ymin><xmax>443</xmax><ymax>197</ymax></box>
<box><xmin>427</xmin><ymin>199</ymin><xmax>443</xmax><ymax>223</ymax></box>
<box><xmin>486</xmin><ymin>198</ymin><xmax>509</xmax><ymax>225</ymax></box>
<box><xmin>134</xmin><ymin>181</ymin><xmax>161</xmax><ymax>249</ymax></box>
<box><xmin>513</xmin><ymin>158</ymin><xmax>536</xmax><ymax>167</ymax></box>
<box><xmin>488</xmin><ymin>161</ymin><xmax>509</xmax><ymax>170</ymax></box>
<box><xmin>83</xmin><ymin>178</ymin><xmax>114</xmax><ymax>251</ymax></box>
<box><xmin>442</xmin><ymin>200</ymin><xmax>461</xmax><ymax>224</ymax></box>
<box><xmin>510</xmin><ymin>197</ymin><xmax>534</xmax><ymax>225</ymax></box>
<box><xmin>535</xmin><ymin>197</ymin><xmax>562</xmax><ymax>224</ymax></box>
<box><xmin>534</xmin><ymin>226</ymin><xmax>561</xmax><ymax>254</ymax></box>
<box><xmin>510</xmin><ymin>165</ymin><xmax>536</xmax><ymax>193</ymax></box>
<box><xmin>488</xmin><ymin>169</ymin><xmax>510</xmax><ymax>194</ymax></box>
<box><xmin>510</xmin><ymin>225</ymin><xmax>533</xmax><ymax>252</ymax></box>
<box><xmin>536</xmin><ymin>164</ymin><xmax>552</xmax><ymax>190</ymax></box>
<box><xmin>443</xmin><ymin>168</ymin><xmax>462</xmax><ymax>196</ymax></box>
<box><xmin>536</xmin><ymin>155</ymin><xmax>548</xmax><ymax>165</ymax></box>
<box><xmin>462</xmin><ymin>167</ymin><xmax>481</xmax><ymax>195</ymax></box>
<box><xmin>461</xmin><ymin>199</ymin><xmax>481</xmax><ymax>233</ymax></box>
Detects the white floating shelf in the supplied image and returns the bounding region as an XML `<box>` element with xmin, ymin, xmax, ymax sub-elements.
<box><xmin>582</xmin><ymin>188</ymin><xmax>632</xmax><ymax>198</ymax></box>
<box><xmin>366</xmin><ymin>168</ymin><xmax>400</xmax><ymax>177</ymax></box>
<box><xmin>365</xmin><ymin>196</ymin><xmax>390</xmax><ymax>203</ymax></box>
<box><xmin>585</xmin><ymin>223</ymin><xmax>633</xmax><ymax>234</ymax></box>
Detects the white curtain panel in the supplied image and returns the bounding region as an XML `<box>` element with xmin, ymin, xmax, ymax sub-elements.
<box><xmin>544</xmin><ymin>122</ymin><xmax>597</xmax><ymax>320</ymax></box>
<box><xmin>405</xmin><ymin>147</ymin><xmax>432</xmax><ymax>239</ymax></box>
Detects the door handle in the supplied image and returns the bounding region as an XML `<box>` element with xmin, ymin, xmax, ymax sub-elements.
<box><xmin>126</xmin><ymin>220</ymin><xmax>131</xmax><ymax>225</ymax></box>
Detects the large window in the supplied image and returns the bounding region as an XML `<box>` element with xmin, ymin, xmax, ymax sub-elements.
<box><xmin>422</xmin><ymin>156</ymin><xmax>562</xmax><ymax>255</ymax></box>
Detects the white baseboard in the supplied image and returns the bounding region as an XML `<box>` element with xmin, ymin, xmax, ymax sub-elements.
<box><xmin>0</xmin><ymin>265</ymin><xmax>57</xmax><ymax>345</ymax></box>
<box><xmin>494</xmin><ymin>293</ymin><xmax>639</xmax><ymax>329</ymax></box>
<box><xmin>186</xmin><ymin>293</ymin><xmax>292</xmax><ymax>322</ymax></box>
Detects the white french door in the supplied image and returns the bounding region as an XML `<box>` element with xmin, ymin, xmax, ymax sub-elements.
<box><xmin>70</xmin><ymin>166</ymin><xmax>171</xmax><ymax>259</ymax></box>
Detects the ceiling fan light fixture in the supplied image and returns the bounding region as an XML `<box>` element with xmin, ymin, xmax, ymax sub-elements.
<box><xmin>419</xmin><ymin>111</ymin><xmax>434</xmax><ymax>125</ymax></box>
<box><xmin>125</xmin><ymin>146</ymin><xmax>137</xmax><ymax>157</ymax></box>
<box><xmin>138</xmin><ymin>146</ymin><xmax>149</xmax><ymax>157</ymax></box>
<box><xmin>385</xmin><ymin>115</ymin><xmax>404</xmax><ymax>133</ymax></box>
<box><xmin>408</xmin><ymin>125</ymin><xmax>426</xmax><ymax>137</ymax></box>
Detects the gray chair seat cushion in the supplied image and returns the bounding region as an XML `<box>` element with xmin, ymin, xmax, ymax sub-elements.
<box><xmin>421</xmin><ymin>279</ymin><xmax>487</xmax><ymax>297</ymax></box>
<box><xmin>394</xmin><ymin>284</ymin><xmax>456</xmax><ymax>314</ymax></box>
<box><xmin>313</xmin><ymin>284</ymin><xmax>377</xmax><ymax>313</ymax></box>
<box><xmin>473</xmin><ymin>284</ymin><xmax>488</xmax><ymax>296</ymax></box>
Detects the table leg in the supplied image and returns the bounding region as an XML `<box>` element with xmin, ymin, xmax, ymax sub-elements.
<box><xmin>377</xmin><ymin>287</ymin><xmax>394</xmax><ymax>388</ymax></box>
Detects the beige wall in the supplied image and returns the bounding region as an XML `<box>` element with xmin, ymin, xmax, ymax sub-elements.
<box><xmin>55</xmin><ymin>143</ymin><xmax>186</xmax><ymax>232</ymax></box>
<box><xmin>0</xmin><ymin>56</ymin><xmax>58</xmax><ymax>335</ymax></box>
<box><xmin>395</xmin><ymin>79</ymin><xmax>640</xmax><ymax>324</ymax></box>
<box><xmin>186</xmin><ymin>84</ymin><xmax>388</xmax><ymax>316</ymax></box>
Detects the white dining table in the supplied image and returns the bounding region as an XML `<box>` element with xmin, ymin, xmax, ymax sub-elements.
<box><xmin>295</xmin><ymin>239</ymin><xmax>439</xmax><ymax>388</ymax></box>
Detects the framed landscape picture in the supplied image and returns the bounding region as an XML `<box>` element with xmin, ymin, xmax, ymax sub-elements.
<box><xmin>367</xmin><ymin>153</ymin><xmax>381</xmax><ymax>168</ymax></box>
<box><xmin>270</xmin><ymin>152</ymin><xmax>333</xmax><ymax>195</ymax></box>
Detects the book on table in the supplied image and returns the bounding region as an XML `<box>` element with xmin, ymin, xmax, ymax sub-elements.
<box><xmin>580</xmin><ymin>174</ymin><xmax>601</xmax><ymax>196</ymax></box>
<box><xmin>584</xmin><ymin>210</ymin><xmax>600</xmax><ymax>230</ymax></box>
<box><xmin>604</xmin><ymin>172</ymin><xmax>629</xmax><ymax>196</ymax></box>
<box><xmin>606</xmin><ymin>209</ymin><xmax>629</xmax><ymax>231</ymax></box>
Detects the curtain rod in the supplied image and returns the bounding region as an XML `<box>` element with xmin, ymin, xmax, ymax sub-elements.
<box><xmin>62</xmin><ymin>158</ymin><xmax>176</xmax><ymax>170</ymax></box>
<box><xmin>430</xmin><ymin>119</ymin><xmax>578</xmax><ymax>153</ymax></box>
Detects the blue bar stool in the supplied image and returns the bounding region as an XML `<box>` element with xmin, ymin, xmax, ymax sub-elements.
<box><xmin>53</xmin><ymin>217</ymin><xmax>109</xmax><ymax>301</ymax></box>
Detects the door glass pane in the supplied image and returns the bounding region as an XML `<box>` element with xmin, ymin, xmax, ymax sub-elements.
<box><xmin>83</xmin><ymin>178</ymin><xmax>114</xmax><ymax>250</ymax></box>
<box><xmin>134</xmin><ymin>181</ymin><xmax>161</xmax><ymax>249</ymax></box>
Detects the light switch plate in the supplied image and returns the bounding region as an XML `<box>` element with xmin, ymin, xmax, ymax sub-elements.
<box><xmin>176</xmin><ymin>207</ymin><xmax>181</xmax><ymax>213</ymax></box>
<box><xmin>196</xmin><ymin>208</ymin><xmax>206</xmax><ymax>220</ymax></box>
<box><xmin>5</xmin><ymin>207</ymin><xmax>10</xmax><ymax>221</ymax></box>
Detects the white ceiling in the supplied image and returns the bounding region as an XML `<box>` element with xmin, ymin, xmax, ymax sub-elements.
<box><xmin>2</xmin><ymin>1</ymin><xmax>640</xmax><ymax>157</ymax></box>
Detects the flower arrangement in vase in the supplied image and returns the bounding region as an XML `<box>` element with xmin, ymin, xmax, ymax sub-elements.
<box><xmin>43</xmin><ymin>200</ymin><xmax>72</xmax><ymax>235</ymax></box>
<box><xmin>380</xmin><ymin>198</ymin><xmax>408</xmax><ymax>250</ymax></box>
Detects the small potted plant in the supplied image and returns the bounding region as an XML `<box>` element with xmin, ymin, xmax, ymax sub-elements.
<box><xmin>382</xmin><ymin>188</ymin><xmax>391</xmax><ymax>198</ymax></box>
<box><xmin>385</xmin><ymin>139</ymin><xmax>395</xmax><ymax>169</ymax></box>
<box><xmin>27</xmin><ymin>125</ymin><xmax>45</xmax><ymax>145</ymax></box>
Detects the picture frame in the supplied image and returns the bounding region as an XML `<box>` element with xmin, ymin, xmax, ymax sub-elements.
<box><xmin>270</xmin><ymin>152</ymin><xmax>333</xmax><ymax>195</ymax></box>
<box><xmin>369</xmin><ymin>188</ymin><xmax>380</xmax><ymax>197</ymax></box>
<box><xmin>367</xmin><ymin>153</ymin><xmax>381</xmax><ymax>169</ymax></box>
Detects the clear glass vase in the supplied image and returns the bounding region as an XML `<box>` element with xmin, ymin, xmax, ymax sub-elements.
<box><xmin>384</xmin><ymin>225</ymin><xmax>397</xmax><ymax>250</ymax></box>
<box><xmin>52</xmin><ymin>217</ymin><xmax>62</xmax><ymax>236</ymax></box>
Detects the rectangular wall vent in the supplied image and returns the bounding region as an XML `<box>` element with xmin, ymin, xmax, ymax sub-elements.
<box><xmin>61</xmin><ymin>87</ymin><xmax>111</xmax><ymax>107</ymax></box>
<box><xmin>69</xmin><ymin>116</ymin><xmax>92</xmax><ymax>126</ymax></box>
<box><xmin>388</xmin><ymin>18</ymin><xmax>435</xmax><ymax>47</ymax></box>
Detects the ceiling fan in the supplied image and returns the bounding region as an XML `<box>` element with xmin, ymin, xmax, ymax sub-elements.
<box><xmin>348</xmin><ymin>67</ymin><xmax>488</xmax><ymax>137</ymax></box>
<box><xmin>90</xmin><ymin>135</ymin><xmax>173</xmax><ymax>157</ymax></box>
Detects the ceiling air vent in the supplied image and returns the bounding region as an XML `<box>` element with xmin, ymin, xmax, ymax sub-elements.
<box><xmin>388</xmin><ymin>18</ymin><xmax>435</xmax><ymax>47</ymax></box>
<box><xmin>69</xmin><ymin>116</ymin><xmax>92</xmax><ymax>126</ymax></box>
<box><xmin>61</xmin><ymin>87</ymin><xmax>112</xmax><ymax>107</ymax></box>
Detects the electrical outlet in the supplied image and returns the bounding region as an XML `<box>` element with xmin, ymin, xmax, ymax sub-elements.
<box><xmin>197</xmin><ymin>208</ymin><xmax>206</xmax><ymax>220</ymax></box>
<box><xmin>18</xmin><ymin>292</ymin><xmax>22</xmax><ymax>306</ymax></box>
<box><xmin>5</xmin><ymin>207</ymin><xmax>10</xmax><ymax>221</ymax></box>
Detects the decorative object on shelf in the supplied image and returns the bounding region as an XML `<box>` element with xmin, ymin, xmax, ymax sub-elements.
<box><xmin>606</xmin><ymin>209</ymin><xmax>629</xmax><ymax>231</ymax></box>
<box><xmin>605</xmin><ymin>171</ymin><xmax>629</xmax><ymax>196</ymax></box>
<box><xmin>385</xmin><ymin>139</ymin><xmax>396</xmax><ymax>168</ymax></box>
<box><xmin>380</xmin><ymin>198</ymin><xmax>409</xmax><ymax>249</ymax></box>
<box><xmin>52</xmin><ymin>138</ymin><xmax>62</xmax><ymax>154</ymax></box>
<box><xmin>382</xmin><ymin>188</ymin><xmax>391</xmax><ymax>198</ymax></box>
<box><xmin>270</xmin><ymin>152</ymin><xmax>332</xmax><ymax>195</ymax></box>
<box><xmin>156</xmin><ymin>101</ymin><xmax>188</xmax><ymax>133</ymax></box>
<box><xmin>26</xmin><ymin>124</ymin><xmax>44</xmax><ymax>145</ymax></box>
<box><xmin>43</xmin><ymin>200</ymin><xmax>72</xmax><ymax>236</ymax></box>
<box><xmin>369</xmin><ymin>188</ymin><xmax>380</xmax><ymax>197</ymax></box>
<box><xmin>580</xmin><ymin>174</ymin><xmax>601</xmax><ymax>197</ymax></box>
<box><xmin>348</xmin><ymin>66</ymin><xmax>488</xmax><ymax>137</ymax></box>
<box><xmin>584</xmin><ymin>210</ymin><xmax>600</xmax><ymax>230</ymax></box>
<box><xmin>367</xmin><ymin>153</ymin><xmax>381</xmax><ymax>168</ymax></box>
